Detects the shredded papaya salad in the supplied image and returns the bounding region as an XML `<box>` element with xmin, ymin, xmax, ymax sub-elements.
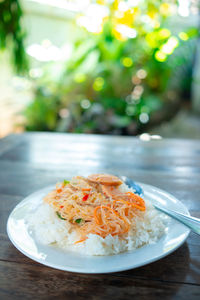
<box><xmin>44</xmin><ymin>174</ymin><xmax>146</xmax><ymax>244</ymax></box>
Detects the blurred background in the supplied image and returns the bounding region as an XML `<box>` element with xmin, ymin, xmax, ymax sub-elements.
<box><xmin>0</xmin><ymin>0</ymin><xmax>200</xmax><ymax>139</ymax></box>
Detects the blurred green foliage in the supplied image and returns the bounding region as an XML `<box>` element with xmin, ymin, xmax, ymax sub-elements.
<box><xmin>1</xmin><ymin>0</ymin><xmax>198</xmax><ymax>134</ymax></box>
<box><xmin>0</xmin><ymin>0</ymin><xmax>28</xmax><ymax>73</ymax></box>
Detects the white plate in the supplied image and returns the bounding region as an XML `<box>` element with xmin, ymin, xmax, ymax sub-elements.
<box><xmin>7</xmin><ymin>183</ymin><xmax>190</xmax><ymax>274</ymax></box>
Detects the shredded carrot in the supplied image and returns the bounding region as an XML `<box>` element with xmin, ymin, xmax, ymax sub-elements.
<box><xmin>115</xmin><ymin>198</ymin><xmax>145</xmax><ymax>211</ymax></box>
<box><xmin>94</xmin><ymin>206</ymin><xmax>101</xmax><ymax>225</ymax></box>
<box><xmin>82</xmin><ymin>188</ymin><xmax>91</xmax><ymax>192</ymax></box>
<box><xmin>43</xmin><ymin>175</ymin><xmax>146</xmax><ymax>242</ymax></box>
<box><xmin>74</xmin><ymin>237</ymin><xmax>87</xmax><ymax>244</ymax></box>
<box><xmin>125</xmin><ymin>192</ymin><xmax>146</xmax><ymax>210</ymax></box>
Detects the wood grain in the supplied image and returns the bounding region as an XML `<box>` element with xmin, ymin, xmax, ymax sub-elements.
<box><xmin>0</xmin><ymin>133</ymin><xmax>200</xmax><ymax>299</ymax></box>
<box><xmin>1</xmin><ymin>260</ymin><xmax>200</xmax><ymax>300</ymax></box>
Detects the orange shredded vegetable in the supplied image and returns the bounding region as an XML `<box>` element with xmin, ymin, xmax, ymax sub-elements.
<box><xmin>74</xmin><ymin>237</ymin><xmax>88</xmax><ymax>244</ymax></box>
<box><xmin>43</xmin><ymin>175</ymin><xmax>146</xmax><ymax>243</ymax></box>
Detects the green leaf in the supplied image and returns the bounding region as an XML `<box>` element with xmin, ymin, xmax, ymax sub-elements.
<box><xmin>75</xmin><ymin>218</ymin><xmax>83</xmax><ymax>224</ymax></box>
<box><xmin>56</xmin><ymin>211</ymin><xmax>66</xmax><ymax>220</ymax></box>
<box><xmin>63</xmin><ymin>179</ymin><xmax>70</xmax><ymax>185</ymax></box>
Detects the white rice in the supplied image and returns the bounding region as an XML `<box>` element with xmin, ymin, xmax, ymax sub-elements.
<box><xmin>26</xmin><ymin>184</ymin><xmax>166</xmax><ymax>256</ymax></box>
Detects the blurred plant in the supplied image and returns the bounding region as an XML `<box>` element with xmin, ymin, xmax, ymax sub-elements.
<box><xmin>24</xmin><ymin>0</ymin><xmax>198</xmax><ymax>134</ymax></box>
<box><xmin>0</xmin><ymin>0</ymin><xmax>28</xmax><ymax>73</ymax></box>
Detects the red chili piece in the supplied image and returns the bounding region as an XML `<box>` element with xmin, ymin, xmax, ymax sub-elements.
<box><xmin>60</xmin><ymin>205</ymin><xmax>64</xmax><ymax>208</ymax></box>
<box><xmin>57</xmin><ymin>188</ymin><xmax>62</xmax><ymax>193</ymax></box>
<box><xmin>82</xmin><ymin>194</ymin><xmax>89</xmax><ymax>201</ymax></box>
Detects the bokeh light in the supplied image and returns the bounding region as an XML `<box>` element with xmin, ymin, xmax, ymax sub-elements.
<box><xmin>155</xmin><ymin>51</ymin><xmax>167</xmax><ymax>62</ymax></box>
<box><xmin>179</xmin><ymin>32</ymin><xmax>189</xmax><ymax>41</ymax></box>
<box><xmin>121</xmin><ymin>57</ymin><xmax>133</xmax><ymax>67</ymax></box>
<box><xmin>137</xmin><ymin>69</ymin><xmax>147</xmax><ymax>79</ymax></box>
<box><xmin>74</xmin><ymin>73</ymin><xmax>86</xmax><ymax>83</ymax></box>
<box><xmin>139</xmin><ymin>113</ymin><xmax>149</xmax><ymax>124</ymax></box>
<box><xmin>93</xmin><ymin>77</ymin><xmax>105</xmax><ymax>91</ymax></box>
<box><xmin>81</xmin><ymin>99</ymin><xmax>91</xmax><ymax>109</ymax></box>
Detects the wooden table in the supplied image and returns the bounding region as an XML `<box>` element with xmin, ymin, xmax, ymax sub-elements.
<box><xmin>0</xmin><ymin>133</ymin><xmax>200</xmax><ymax>299</ymax></box>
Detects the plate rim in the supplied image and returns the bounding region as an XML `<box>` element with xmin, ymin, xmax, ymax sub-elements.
<box><xmin>7</xmin><ymin>182</ymin><xmax>191</xmax><ymax>274</ymax></box>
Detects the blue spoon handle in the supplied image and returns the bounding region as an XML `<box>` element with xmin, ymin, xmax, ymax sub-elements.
<box><xmin>120</xmin><ymin>176</ymin><xmax>143</xmax><ymax>195</ymax></box>
<box><xmin>122</xmin><ymin>176</ymin><xmax>200</xmax><ymax>236</ymax></box>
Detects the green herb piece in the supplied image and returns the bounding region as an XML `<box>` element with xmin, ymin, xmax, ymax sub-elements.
<box><xmin>56</xmin><ymin>211</ymin><xmax>66</xmax><ymax>220</ymax></box>
<box><xmin>63</xmin><ymin>179</ymin><xmax>70</xmax><ymax>185</ymax></box>
<box><xmin>75</xmin><ymin>218</ymin><xmax>83</xmax><ymax>224</ymax></box>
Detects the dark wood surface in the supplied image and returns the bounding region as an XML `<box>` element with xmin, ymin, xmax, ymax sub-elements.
<box><xmin>0</xmin><ymin>133</ymin><xmax>200</xmax><ymax>299</ymax></box>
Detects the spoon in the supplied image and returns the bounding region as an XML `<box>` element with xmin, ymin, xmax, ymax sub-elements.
<box><xmin>120</xmin><ymin>176</ymin><xmax>200</xmax><ymax>236</ymax></box>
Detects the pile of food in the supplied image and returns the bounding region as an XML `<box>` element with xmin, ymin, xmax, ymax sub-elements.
<box><xmin>28</xmin><ymin>174</ymin><xmax>165</xmax><ymax>255</ymax></box>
